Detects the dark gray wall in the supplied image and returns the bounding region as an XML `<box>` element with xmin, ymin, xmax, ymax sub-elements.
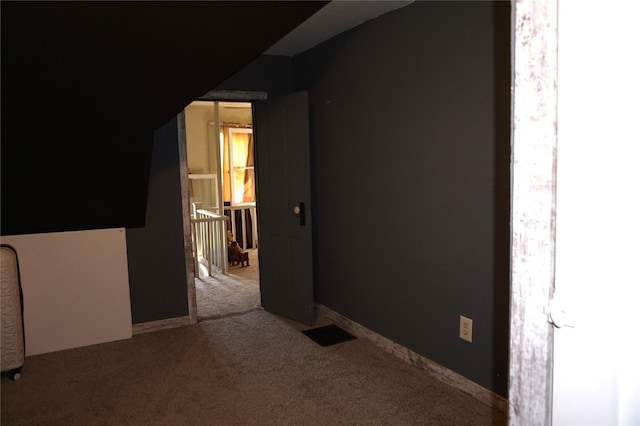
<box><xmin>124</xmin><ymin>1</ymin><xmax>512</xmax><ymax>397</ymax></box>
<box><xmin>126</xmin><ymin>116</ymin><xmax>189</xmax><ymax>324</ymax></box>
<box><xmin>293</xmin><ymin>2</ymin><xmax>511</xmax><ymax>396</ymax></box>
<box><xmin>216</xmin><ymin>55</ymin><xmax>295</xmax><ymax>97</ymax></box>
<box><xmin>125</xmin><ymin>56</ymin><xmax>297</xmax><ymax>324</ymax></box>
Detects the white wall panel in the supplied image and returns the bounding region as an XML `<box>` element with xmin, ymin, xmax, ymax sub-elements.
<box><xmin>1</xmin><ymin>228</ymin><xmax>132</xmax><ymax>355</ymax></box>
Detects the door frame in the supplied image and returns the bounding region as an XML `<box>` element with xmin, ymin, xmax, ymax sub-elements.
<box><xmin>179</xmin><ymin>91</ymin><xmax>268</xmax><ymax>325</ymax></box>
<box><xmin>508</xmin><ymin>0</ymin><xmax>558</xmax><ymax>423</ymax></box>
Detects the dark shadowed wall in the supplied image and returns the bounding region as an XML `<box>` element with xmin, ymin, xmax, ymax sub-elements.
<box><xmin>0</xmin><ymin>1</ymin><xmax>325</xmax><ymax>236</ymax></box>
<box><xmin>0</xmin><ymin>1</ymin><xmax>324</xmax><ymax>323</ymax></box>
<box><xmin>124</xmin><ymin>0</ymin><xmax>512</xmax><ymax>397</ymax></box>
<box><xmin>126</xmin><ymin>56</ymin><xmax>297</xmax><ymax>324</ymax></box>
<box><xmin>216</xmin><ymin>55</ymin><xmax>296</xmax><ymax>98</ymax></box>
<box><xmin>293</xmin><ymin>1</ymin><xmax>511</xmax><ymax>396</ymax></box>
<box><xmin>126</xmin><ymin>116</ymin><xmax>189</xmax><ymax>324</ymax></box>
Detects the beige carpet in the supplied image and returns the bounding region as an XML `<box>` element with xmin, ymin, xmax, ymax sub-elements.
<box><xmin>1</xmin><ymin>248</ymin><xmax>507</xmax><ymax>425</ymax></box>
<box><xmin>195</xmin><ymin>249</ymin><xmax>260</xmax><ymax>320</ymax></box>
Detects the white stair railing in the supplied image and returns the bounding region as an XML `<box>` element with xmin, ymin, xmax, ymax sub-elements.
<box><xmin>191</xmin><ymin>209</ymin><xmax>229</xmax><ymax>277</ymax></box>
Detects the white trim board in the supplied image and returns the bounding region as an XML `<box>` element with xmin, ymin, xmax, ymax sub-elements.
<box><xmin>316</xmin><ymin>304</ymin><xmax>508</xmax><ymax>412</ymax></box>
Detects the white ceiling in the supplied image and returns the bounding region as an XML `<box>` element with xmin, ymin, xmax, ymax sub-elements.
<box><xmin>265</xmin><ymin>0</ymin><xmax>414</xmax><ymax>57</ymax></box>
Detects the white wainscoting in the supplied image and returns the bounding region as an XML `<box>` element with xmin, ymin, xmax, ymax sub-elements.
<box><xmin>1</xmin><ymin>228</ymin><xmax>132</xmax><ymax>356</ymax></box>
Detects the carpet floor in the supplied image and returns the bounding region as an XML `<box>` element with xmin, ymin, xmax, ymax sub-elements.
<box><xmin>195</xmin><ymin>249</ymin><xmax>260</xmax><ymax>320</ymax></box>
<box><xmin>1</xmin><ymin>249</ymin><xmax>507</xmax><ymax>425</ymax></box>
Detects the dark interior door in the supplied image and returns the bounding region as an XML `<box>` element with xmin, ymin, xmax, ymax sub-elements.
<box><xmin>254</xmin><ymin>91</ymin><xmax>315</xmax><ymax>325</ymax></box>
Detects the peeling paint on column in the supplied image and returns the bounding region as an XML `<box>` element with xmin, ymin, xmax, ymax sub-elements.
<box><xmin>509</xmin><ymin>0</ymin><xmax>558</xmax><ymax>425</ymax></box>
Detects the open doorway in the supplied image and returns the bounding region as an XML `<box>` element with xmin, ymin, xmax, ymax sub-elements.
<box><xmin>178</xmin><ymin>90</ymin><xmax>314</xmax><ymax>326</ymax></box>
<box><xmin>182</xmin><ymin>100</ymin><xmax>260</xmax><ymax>321</ymax></box>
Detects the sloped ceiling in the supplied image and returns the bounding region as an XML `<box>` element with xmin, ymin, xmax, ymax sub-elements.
<box><xmin>0</xmin><ymin>1</ymin><xmax>327</xmax><ymax>235</ymax></box>
<box><xmin>0</xmin><ymin>1</ymin><xmax>414</xmax><ymax>236</ymax></box>
<box><xmin>266</xmin><ymin>0</ymin><xmax>414</xmax><ymax>56</ymax></box>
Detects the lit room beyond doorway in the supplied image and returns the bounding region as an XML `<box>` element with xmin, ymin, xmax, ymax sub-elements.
<box><xmin>184</xmin><ymin>100</ymin><xmax>260</xmax><ymax>320</ymax></box>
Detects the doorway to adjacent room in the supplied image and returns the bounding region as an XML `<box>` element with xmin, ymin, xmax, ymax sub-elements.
<box><xmin>182</xmin><ymin>100</ymin><xmax>260</xmax><ymax>321</ymax></box>
<box><xmin>178</xmin><ymin>90</ymin><xmax>314</xmax><ymax>327</ymax></box>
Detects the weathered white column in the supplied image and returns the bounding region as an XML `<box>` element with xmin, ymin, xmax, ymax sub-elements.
<box><xmin>509</xmin><ymin>0</ymin><xmax>558</xmax><ymax>424</ymax></box>
<box><xmin>178</xmin><ymin>110</ymin><xmax>199</xmax><ymax>325</ymax></box>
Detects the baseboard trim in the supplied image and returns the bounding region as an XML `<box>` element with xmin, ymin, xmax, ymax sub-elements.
<box><xmin>315</xmin><ymin>304</ymin><xmax>507</xmax><ymax>412</ymax></box>
<box><xmin>132</xmin><ymin>316</ymin><xmax>191</xmax><ymax>335</ymax></box>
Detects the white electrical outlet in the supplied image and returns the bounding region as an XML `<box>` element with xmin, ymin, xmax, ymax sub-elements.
<box><xmin>460</xmin><ymin>315</ymin><xmax>473</xmax><ymax>343</ymax></box>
